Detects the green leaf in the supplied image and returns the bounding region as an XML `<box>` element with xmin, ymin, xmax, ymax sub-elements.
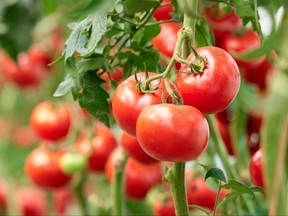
<box><xmin>133</xmin><ymin>24</ymin><xmax>161</xmax><ymax>46</ymax></box>
<box><xmin>196</xmin><ymin>19</ymin><xmax>215</xmax><ymax>47</ymax></box>
<box><xmin>125</xmin><ymin>0</ymin><xmax>159</xmax><ymax>13</ymax></box>
<box><xmin>250</xmin><ymin>186</ymin><xmax>265</xmax><ymax>193</ymax></box>
<box><xmin>72</xmin><ymin>71</ymin><xmax>110</xmax><ymax>126</ymax></box>
<box><xmin>65</xmin><ymin>57</ymin><xmax>78</xmax><ymax>83</ymax></box>
<box><xmin>222</xmin><ymin>180</ymin><xmax>255</xmax><ymax>199</ymax></box>
<box><xmin>53</xmin><ymin>74</ymin><xmax>75</xmax><ymax>97</ymax></box>
<box><xmin>205</xmin><ymin>167</ymin><xmax>227</xmax><ymax>183</ymax></box>
<box><xmin>189</xmin><ymin>205</ymin><xmax>211</xmax><ymax>216</ymax></box>
<box><xmin>77</xmin><ymin>55</ymin><xmax>108</xmax><ymax>74</ymax></box>
<box><xmin>233</xmin><ymin>0</ymin><xmax>254</xmax><ymax>18</ymax></box>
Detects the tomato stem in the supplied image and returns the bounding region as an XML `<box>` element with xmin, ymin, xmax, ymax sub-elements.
<box><xmin>73</xmin><ymin>172</ymin><xmax>90</xmax><ymax>216</ymax></box>
<box><xmin>166</xmin><ymin>162</ymin><xmax>189</xmax><ymax>216</ymax></box>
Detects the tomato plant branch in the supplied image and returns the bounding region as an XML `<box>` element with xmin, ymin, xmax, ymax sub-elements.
<box><xmin>213</xmin><ymin>181</ymin><xmax>222</xmax><ymax>216</ymax></box>
<box><xmin>166</xmin><ymin>162</ymin><xmax>189</xmax><ymax>216</ymax></box>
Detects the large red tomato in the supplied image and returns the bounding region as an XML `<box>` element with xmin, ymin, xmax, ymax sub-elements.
<box><xmin>249</xmin><ymin>148</ymin><xmax>264</xmax><ymax>188</ymax></box>
<box><xmin>176</xmin><ymin>46</ymin><xmax>240</xmax><ymax>114</ymax></box>
<box><xmin>120</xmin><ymin>131</ymin><xmax>158</xmax><ymax>164</ymax></box>
<box><xmin>221</xmin><ymin>30</ymin><xmax>264</xmax><ymax>69</ymax></box>
<box><xmin>153</xmin><ymin>0</ymin><xmax>174</xmax><ymax>21</ymax></box>
<box><xmin>25</xmin><ymin>147</ymin><xmax>72</xmax><ymax>189</ymax></box>
<box><xmin>105</xmin><ymin>147</ymin><xmax>163</xmax><ymax>200</ymax></box>
<box><xmin>136</xmin><ymin>104</ymin><xmax>209</xmax><ymax>162</ymax></box>
<box><xmin>112</xmin><ymin>72</ymin><xmax>171</xmax><ymax>136</ymax></box>
<box><xmin>151</xmin><ymin>23</ymin><xmax>181</xmax><ymax>58</ymax></box>
<box><xmin>30</xmin><ymin>102</ymin><xmax>71</xmax><ymax>142</ymax></box>
<box><xmin>186</xmin><ymin>177</ymin><xmax>229</xmax><ymax>211</ymax></box>
<box><xmin>75</xmin><ymin>122</ymin><xmax>117</xmax><ymax>172</ymax></box>
<box><xmin>15</xmin><ymin>187</ymin><xmax>47</xmax><ymax>216</ymax></box>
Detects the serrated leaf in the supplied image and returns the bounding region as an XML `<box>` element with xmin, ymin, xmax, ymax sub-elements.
<box><xmin>221</xmin><ymin>180</ymin><xmax>255</xmax><ymax>199</ymax></box>
<box><xmin>233</xmin><ymin>0</ymin><xmax>254</xmax><ymax>18</ymax></box>
<box><xmin>72</xmin><ymin>71</ymin><xmax>110</xmax><ymax>126</ymax></box>
<box><xmin>53</xmin><ymin>74</ymin><xmax>75</xmax><ymax>97</ymax></box>
<box><xmin>205</xmin><ymin>167</ymin><xmax>227</xmax><ymax>183</ymax></box>
<box><xmin>125</xmin><ymin>0</ymin><xmax>159</xmax><ymax>13</ymax></box>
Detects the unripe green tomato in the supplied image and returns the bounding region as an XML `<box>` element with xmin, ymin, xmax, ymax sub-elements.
<box><xmin>59</xmin><ymin>153</ymin><xmax>87</xmax><ymax>175</ymax></box>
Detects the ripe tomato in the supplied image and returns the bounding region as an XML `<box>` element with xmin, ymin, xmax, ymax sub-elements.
<box><xmin>112</xmin><ymin>72</ymin><xmax>171</xmax><ymax>136</ymax></box>
<box><xmin>120</xmin><ymin>131</ymin><xmax>158</xmax><ymax>164</ymax></box>
<box><xmin>249</xmin><ymin>149</ymin><xmax>264</xmax><ymax>188</ymax></box>
<box><xmin>75</xmin><ymin>122</ymin><xmax>117</xmax><ymax>172</ymax></box>
<box><xmin>136</xmin><ymin>104</ymin><xmax>209</xmax><ymax>162</ymax></box>
<box><xmin>153</xmin><ymin>0</ymin><xmax>174</xmax><ymax>21</ymax></box>
<box><xmin>0</xmin><ymin>180</ymin><xmax>7</xmax><ymax>214</ymax></box>
<box><xmin>153</xmin><ymin>195</ymin><xmax>175</xmax><ymax>216</ymax></box>
<box><xmin>30</xmin><ymin>102</ymin><xmax>71</xmax><ymax>142</ymax></box>
<box><xmin>28</xmin><ymin>45</ymin><xmax>52</xmax><ymax>70</ymax></box>
<box><xmin>151</xmin><ymin>23</ymin><xmax>181</xmax><ymax>58</ymax></box>
<box><xmin>176</xmin><ymin>46</ymin><xmax>240</xmax><ymax>114</ymax></box>
<box><xmin>186</xmin><ymin>177</ymin><xmax>229</xmax><ymax>211</ymax></box>
<box><xmin>105</xmin><ymin>147</ymin><xmax>163</xmax><ymax>200</ymax></box>
<box><xmin>202</xmin><ymin>6</ymin><xmax>242</xmax><ymax>47</ymax></box>
<box><xmin>25</xmin><ymin>147</ymin><xmax>72</xmax><ymax>189</ymax></box>
<box><xmin>53</xmin><ymin>188</ymin><xmax>74</xmax><ymax>216</ymax></box>
<box><xmin>15</xmin><ymin>187</ymin><xmax>47</xmax><ymax>216</ymax></box>
<box><xmin>221</xmin><ymin>30</ymin><xmax>264</xmax><ymax>69</ymax></box>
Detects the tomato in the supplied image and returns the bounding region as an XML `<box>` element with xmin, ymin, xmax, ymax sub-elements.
<box><xmin>153</xmin><ymin>195</ymin><xmax>175</xmax><ymax>216</ymax></box>
<box><xmin>249</xmin><ymin>149</ymin><xmax>264</xmax><ymax>188</ymax></box>
<box><xmin>242</xmin><ymin>57</ymin><xmax>274</xmax><ymax>91</ymax></box>
<box><xmin>151</xmin><ymin>23</ymin><xmax>181</xmax><ymax>58</ymax></box>
<box><xmin>59</xmin><ymin>152</ymin><xmax>87</xmax><ymax>174</ymax></box>
<box><xmin>12</xmin><ymin>125</ymin><xmax>38</xmax><ymax>148</ymax></box>
<box><xmin>176</xmin><ymin>46</ymin><xmax>240</xmax><ymax>114</ymax></box>
<box><xmin>0</xmin><ymin>180</ymin><xmax>7</xmax><ymax>214</ymax></box>
<box><xmin>120</xmin><ymin>131</ymin><xmax>158</xmax><ymax>164</ymax></box>
<box><xmin>153</xmin><ymin>0</ymin><xmax>174</xmax><ymax>21</ymax></box>
<box><xmin>30</xmin><ymin>102</ymin><xmax>71</xmax><ymax>142</ymax></box>
<box><xmin>25</xmin><ymin>147</ymin><xmax>72</xmax><ymax>189</ymax></box>
<box><xmin>246</xmin><ymin>114</ymin><xmax>263</xmax><ymax>156</ymax></box>
<box><xmin>136</xmin><ymin>104</ymin><xmax>209</xmax><ymax>162</ymax></box>
<box><xmin>221</xmin><ymin>30</ymin><xmax>264</xmax><ymax>70</ymax></box>
<box><xmin>75</xmin><ymin>122</ymin><xmax>117</xmax><ymax>172</ymax></box>
<box><xmin>53</xmin><ymin>188</ymin><xmax>74</xmax><ymax>216</ymax></box>
<box><xmin>28</xmin><ymin>45</ymin><xmax>52</xmax><ymax>69</ymax></box>
<box><xmin>202</xmin><ymin>6</ymin><xmax>242</xmax><ymax>47</ymax></box>
<box><xmin>186</xmin><ymin>177</ymin><xmax>228</xmax><ymax>211</ymax></box>
<box><xmin>15</xmin><ymin>187</ymin><xmax>47</xmax><ymax>216</ymax></box>
<box><xmin>112</xmin><ymin>72</ymin><xmax>171</xmax><ymax>136</ymax></box>
<box><xmin>105</xmin><ymin>147</ymin><xmax>163</xmax><ymax>200</ymax></box>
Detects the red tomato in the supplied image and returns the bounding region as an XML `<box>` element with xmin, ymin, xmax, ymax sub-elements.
<box><xmin>105</xmin><ymin>147</ymin><xmax>163</xmax><ymax>200</ymax></box>
<box><xmin>221</xmin><ymin>30</ymin><xmax>264</xmax><ymax>69</ymax></box>
<box><xmin>120</xmin><ymin>131</ymin><xmax>158</xmax><ymax>164</ymax></box>
<box><xmin>112</xmin><ymin>72</ymin><xmax>171</xmax><ymax>136</ymax></box>
<box><xmin>243</xmin><ymin>57</ymin><xmax>274</xmax><ymax>91</ymax></box>
<box><xmin>30</xmin><ymin>102</ymin><xmax>71</xmax><ymax>142</ymax></box>
<box><xmin>176</xmin><ymin>46</ymin><xmax>240</xmax><ymax>114</ymax></box>
<box><xmin>0</xmin><ymin>180</ymin><xmax>7</xmax><ymax>214</ymax></box>
<box><xmin>75</xmin><ymin>122</ymin><xmax>117</xmax><ymax>172</ymax></box>
<box><xmin>249</xmin><ymin>149</ymin><xmax>264</xmax><ymax>188</ymax></box>
<box><xmin>53</xmin><ymin>188</ymin><xmax>74</xmax><ymax>216</ymax></box>
<box><xmin>136</xmin><ymin>104</ymin><xmax>209</xmax><ymax>162</ymax></box>
<box><xmin>246</xmin><ymin>114</ymin><xmax>263</xmax><ymax>156</ymax></box>
<box><xmin>153</xmin><ymin>196</ymin><xmax>175</xmax><ymax>216</ymax></box>
<box><xmin>25</xmin><ymin>147</ymin><xmax>72</xmax><ymax>189</ymax></box>
<box><xmin>153</xmin><ymin>0</ymin><xmax>174</xmax><ymax>21</ymax></box>
<box><xmin>15</xmin><ymin>187</ymin><xmax>47</xmax><ymax>216</ymax></box>
<box><xmin>28</xmin><ymin>45</ymin><xmax>52</xmax><ymax>69</ymax></box>
<box><xmin>186</xmin><ymin>178</ymin><xmax>228</xmax><ymax>211</ymax></box>
<box><xmin>151</xmin><ymin>23</ymin><xmax>181</xmax><ymax>58</ymax></box>
<box><xmin>202</xmin><ymin>6</ymin><xmax>242</xmax><ymax>47</ymax></box>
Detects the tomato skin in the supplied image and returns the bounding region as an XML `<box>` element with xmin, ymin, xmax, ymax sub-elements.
<box><xmin>176</xmin><ymin>46</ymin><xmax>240</xmax><ymax>114</ymax></box>
<box><xmin>136</xmin><ymin>104</ymin><xmax>209</xmax><ymax>162</ymax></box>
<box><xmin>120</xmin><ymin>131</ymin><xmax>158</xmax><ymax>164</ymax></box>
<box><xmin>30</xmin><ymin>102</ymin><xmax>71</xmax><ymax>142</ymax></box>
<box><xmin>15</xmin><ymin>187</ymin><xmax>47</xmax><ymax>216</ymax></box>
<box><xmin>53</xmin><ymin>188</ymin><xmax>74</xmax><ymax>216</ymax></box>
<box><xmin>186</xmin><ymin>178</ymin><xmax>228</xmax><ymax>211</ymax></box>
<box><xmin>151</xmin><ymin>23</ymin><xmax>181</xmax><ymax>58</ymax></box>
<box><xmin>153</xmin><ymin>0</ymin><xmax>174</xmax><ymax>21</ymax></box>
<box><xmin>221</xmin><ymin>30</ymin><xmax>264</xmax><ymax>69</ymax></box>
<box><xmin>75</xmin><ymin>122</ymin><xmax>117</xmax><ymax>172</ymax></box>
<box><xmin>153</xmin><ymin>197</ymin><xmax>175</xmax><ymax>216</ymax></box>
<box><xmin>249</xmin><ymin>149</ymin><xmax>264</xmax><ymax>188</ymax></box>
<box><xmin>112</xmin><ymin>72</ymin><xmax>170</xmax><ymax>136</ymax></box>
<box><xmin>105</xmin><ymin>148</ymin><xmax>163</xmax><ymax>200</ymax></box>
<box><xmin>28</xmin><ymin>45</ymin><xmax>52</xmax><ymax>69</ymax></box>
<box><xmin>25</xmin><ymin>147</ymin><xmax>72</xmax><ymax>189</ymax></box>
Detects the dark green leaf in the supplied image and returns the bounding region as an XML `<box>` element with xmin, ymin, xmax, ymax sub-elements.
<box><xmin>133</xmin><ymin>24</ymin><xmax>161</xmax><ymax>46</ymax></box>
<box><xmin>125</xmin><ymin>0</ymin><xmax>159</xmax><ymax>13</ymax></box>
<box><xmin>53</xmin><ymin>74</ymin><xmax>75</xmax><ymax>97</ymax></box>
<box><xmin>222</xmin><ymin>180</ymin><xmax>255</xmax><ymax>199</ymax></box>
<box><xmin>72</xmin><ymin>71</ymin><xmax>110</xmax><ymax>126</ymax></box>
<box><xmin>233</xmin><ymin>0</ymin><xmax>254</xmax><ymax>17</ymax></box>
<box><xmin>205</xmin><ymin>167</ymin><xmax>227</xmax><ymax>183</ymax></box>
